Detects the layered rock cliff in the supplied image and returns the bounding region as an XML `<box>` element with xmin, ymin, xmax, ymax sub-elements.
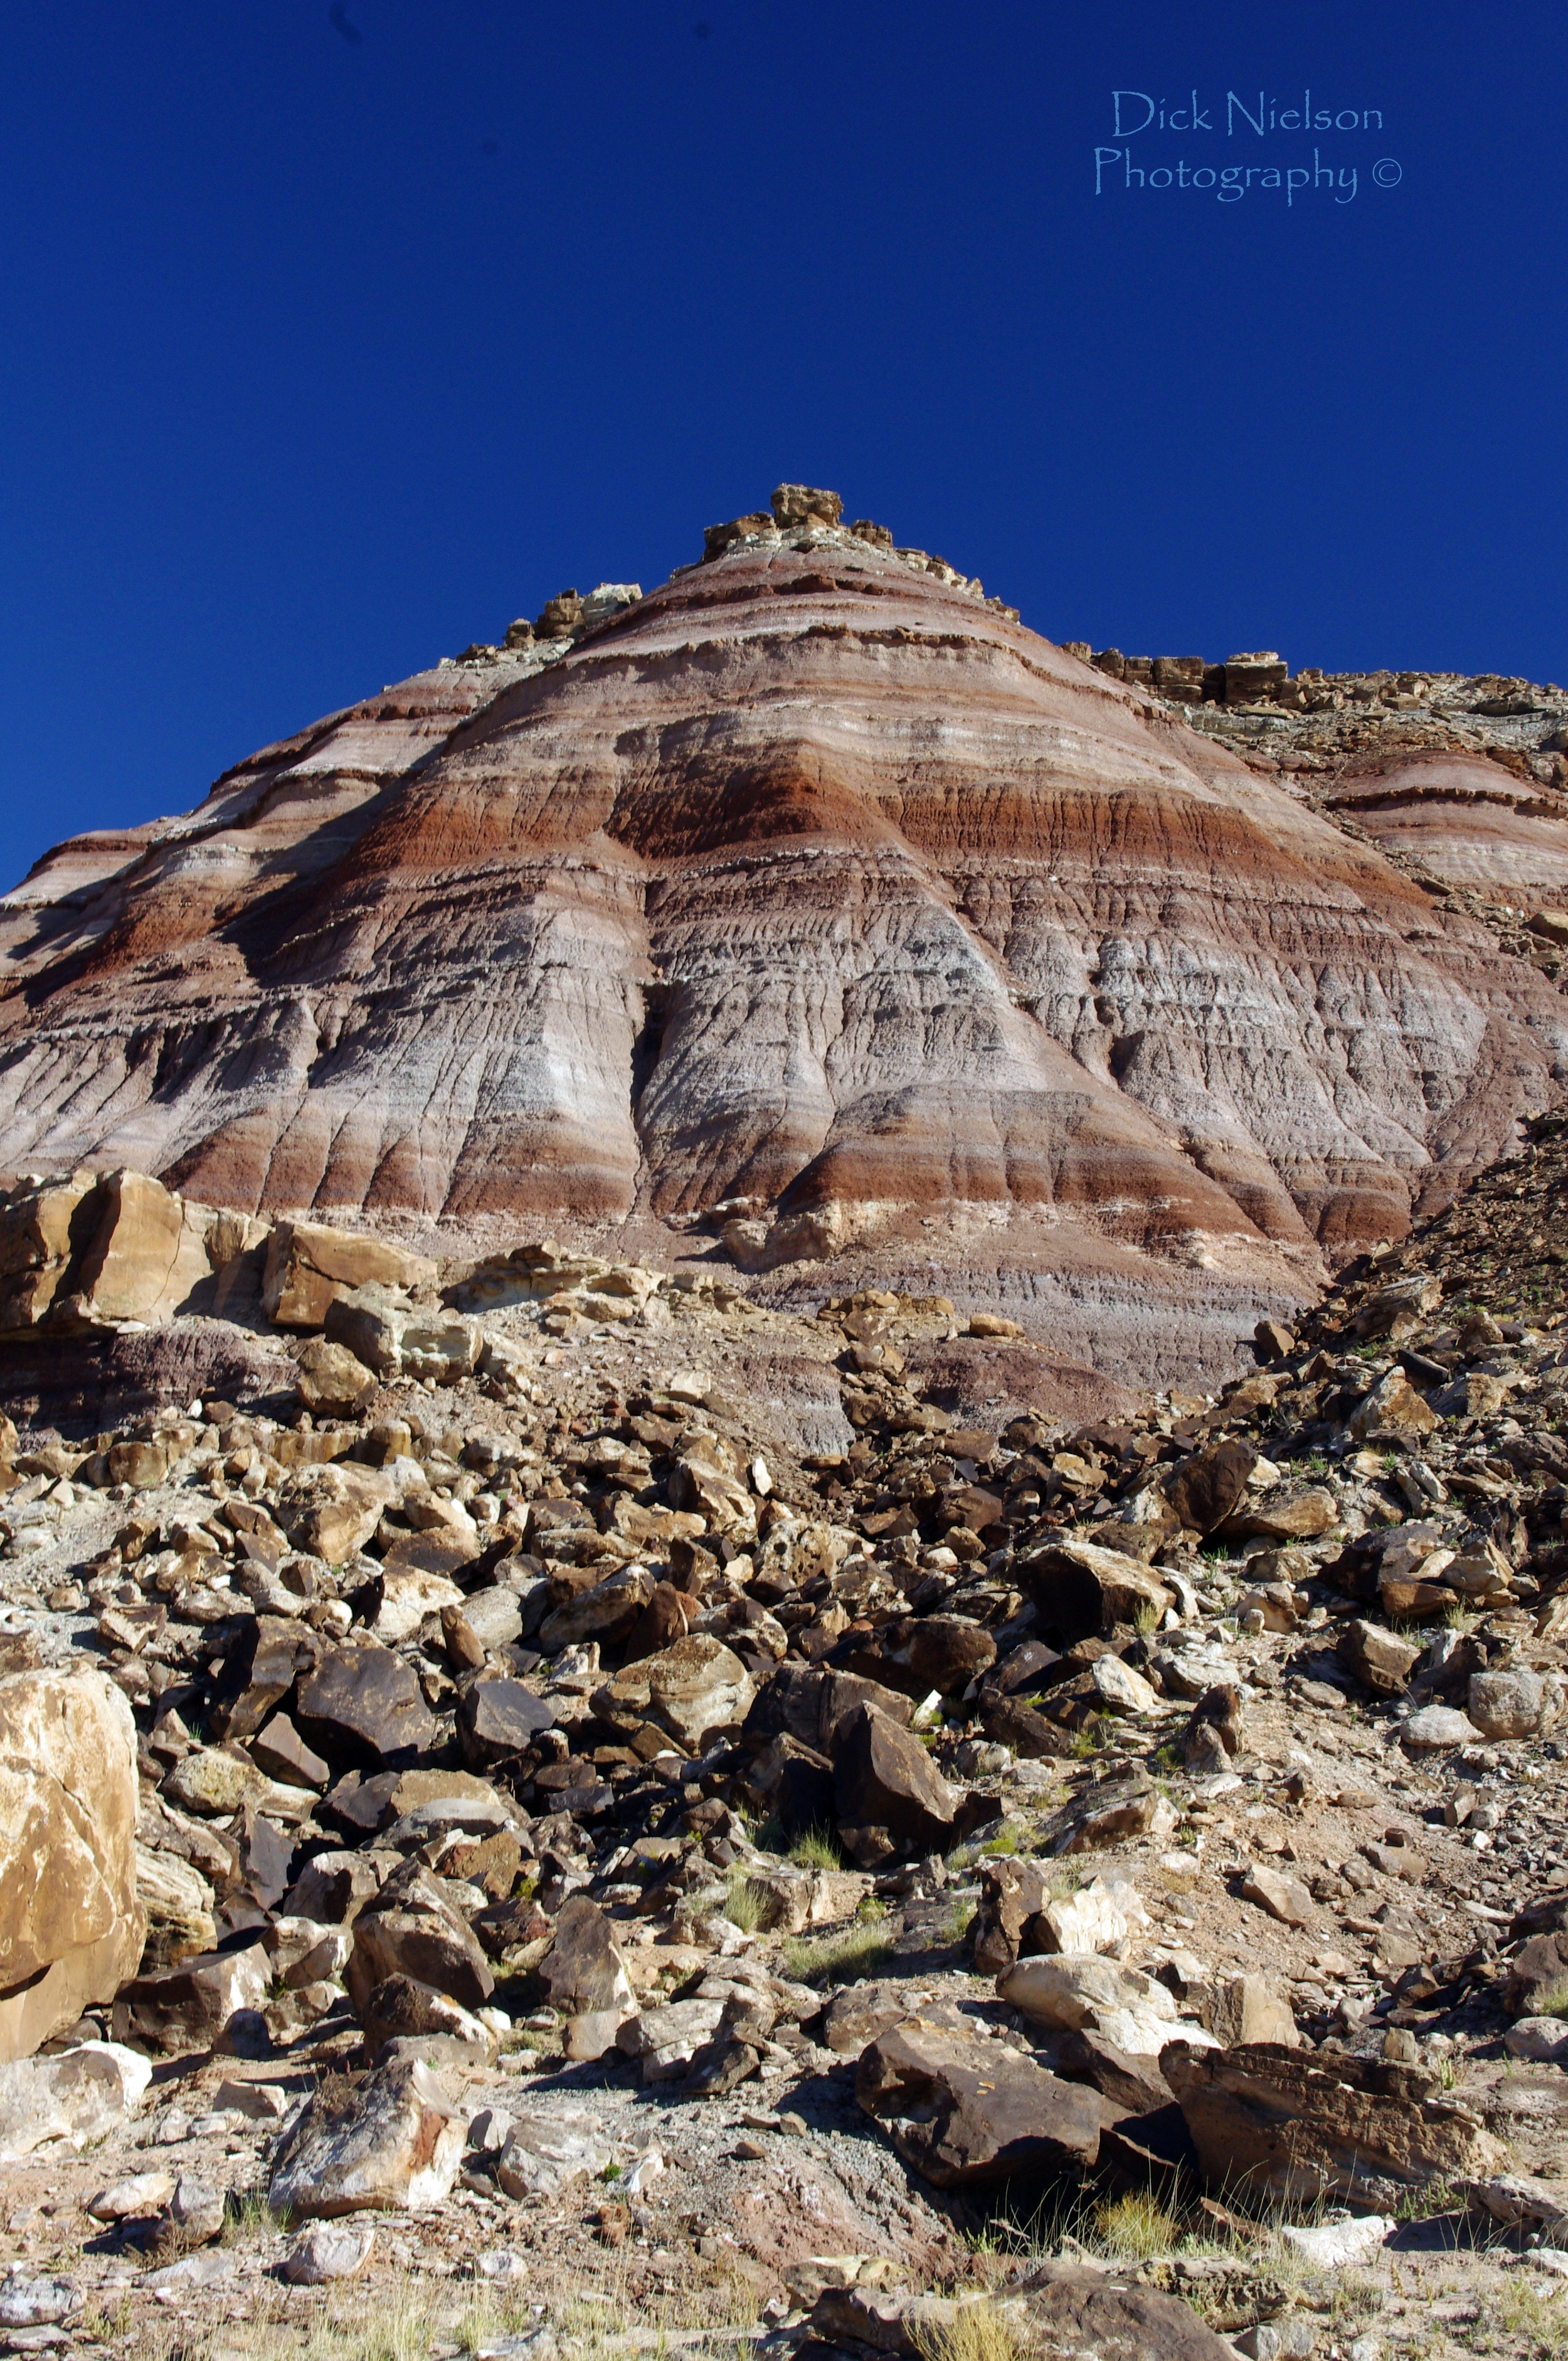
<box><xmin>3</xmin><ymin>489</ymin><xmax>1565</xmax><ymax>1379</ymax></box>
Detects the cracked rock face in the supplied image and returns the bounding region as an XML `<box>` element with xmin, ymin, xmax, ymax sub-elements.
<box><xmin>3</xmin><ymin>511</ymin><xmax>1565</xmax><ymax>1384</ymax></box>
<box><xmin>0</xmin><ymin>1667</ymin><xmax>146</xmax><ymax>2059</ymax></box>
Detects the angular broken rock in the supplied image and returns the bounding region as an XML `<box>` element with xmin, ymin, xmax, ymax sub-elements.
<box><xmin>537</xmin><ymin>1564</ymin><xmax>655</xmax><ymax>1656</ymax></box>
<box><xmin>970</xmin><ymin>1858</ymin><xmax>1054</xmax><ymax>1975</ymax></box>
<box><xmin>1089</xmin><ymin>1655</ymin><xmax>1160</xmax><ymax>1717</ymax></box>
<box><xmin>274</xmin><ymin>1462</ymin><xmax>398</xmax><ymax>1563</ymax></box>
<box><xmin>161</xmin><ymin>1741</ymin><xmax>304</xmax><ymax>1820</ymax></box>
<box><xmin>540</xmin><ymin>1896</ymin><xmax>634</xmax><ymax>2021</ymax></box>
<box><xmin>1505</xmin><ymin>1929</ymin><xmax>1568</xmax><ymax>2019</ymax></box>
<box><xmin>294</xmin><ymin>1336</ymin><xmax>378</xmax><ymax>1418</ymax></box>
<box><xmin>361</xmin><ymin>1975</ymin><xmax>494</xmax><ymax>2062</ymax></box>
<box><xmin>0</xmin><ymin>1666</ymin><xmax>146</xmax><ymax>2060</ymax></box>
<box><xmin>1055</xmin><ymin>2025</ymin><xmax>1176</xmax><ymax>2118</ymax></box>
<box><xmin>325</xmin><ymin>1285</ymin><xmax>480</xmax><ymax>1384</ymax></box>
<box><xmin>164</xmin><ymin>2172</ymin><xmax>227</xmax><ymax>2247</ymax></box>
<box><xmin>1402</xmin><ymin>1704</ymin><xmax>1482</xmax><ymax>1754</ymax></box>
<box><xmin>1015</xmin><ymin>2266</ymin><xmax>1242</xmax><ymax>2361</ymax></box>
<box><xmin>1164</xmin><ymin>2040</ymin><xmax>1501</xmax><ymax>2202</ymax></box>
<box><xmin>1000</xmin><ymin>1955</ymin><xmax>1195</xmax><ymax>2058</ymax></box>
<box><xmin>262</xmin><ymin>1220</ymin><xmax>438</xmax><ymax>1330</ymax></box>
<box><xmin>1162</xmin><ymin>1440</ymin><xmax>1258</xmax><ymax>1536</ymax></box>
<box><xmin>1349</xmin><ymin>1370</ymin><xmax>1439</xmax><ymax>1443</ymax></box>
<box><xmin>458</xmin><ymin>1586</ymin><xmax>525</xmax><ymax>1656</ymax></box>
<box><xmin>0</xmin><ymin>2042</ymin><xmax>152</xmax><ymax>2165</ymax></box>
<box><xmin>1503</xmin><ymin>2018</ymin><xmax>1568</xmax><ymax>2064</ymax></box>
<box><xmin>833</xmin><ymin>1701</ymin><xmax>962</xmax><ymax>1867</ymax></box>
<box><xmin>1205</xmin><ymin>1975</ymin><xmax>1300</xmax><ymax>2049</ymax></box>
<box><xmin>250</xmin><ymin>1712</ymin><xmax>331</xmax><ymax>1791</ymax></box>
<box><xmin>1241</xmin><ymin>1864</ymin><xmax>1313</xmax><ymax>1928</ymax></box>
<box><xmin>591</xmin><ymin>1634</ymin><xmax>755</xmax><ymax>1754</ymax></box>
<box><xmin>117</xmin><ymin>1942</ymin><xmax>271</xmax><ymax>2054</ymax></box>
<box><xmin>1038</xmin><ymin>1875</ymin><xmax>1148</xmax><ymax>1957</ymax></box>
<box><xmin>1036</xmin><ymin>1768</ymin><xmax>1177</xmax><ymax>1857</ymax></box>
<box><xmin>837</xmin><ymin>1614</ymin><xmax>997</xmax><ymax>1699</ymax></box>
<box><xmin>268</xmin><ymin>2057</ymin><xmax>465</xmax><ymax>2218</ymax></box>
<box><xmin>346</xmin><ymin>1866</ymin><xmax>495</xmax><ymax>2015</ymax></box>
<box><xmin>1469</xmin><ymin>1668</ymin><xmax>1559</xmax><ymax>1741</ymax></box>
<box><xmin>295</xmin><ymin>1644</ymin><xmax>438</xmax><ymax>1770</ymax></box>
<box><xmin>281</xmin><ymin>2221</ymin><xmax>377</xmax><ymax>2284</ymax></box>
<box><xmin>135</xmin><ymin>1842</ymin><xmax>218</xmax><ymax>1970</ymax></box>
<box><xmin>1222</xmin><ymin>1483</ymin><xmax>1337</xmax><ymax>1544</ymax></box>
<box><xmin>1015</xmin><ymin>1537</ymin><xmax>1173</xmax><ymax>1648</ymax></box>
<box><xmin>616</xmin><ymin>1998</ymin><xmax>726</xmax><ymax>2081</ymax></box>
<box><xmin>0</xmin><ymin>2273</ymin><xmax>82</xmax><ymax>2329</ymax></box>
<box><xmin>496</xmin><ymin>2109</ymin><xmax>611</xmax><ymax>2199</ymax></box>
<box><xmin>371</xmin><ymin>1566</ymin><xmax>466</xmax><ymax>1645</ymax></box>
<box><xmin>1338</xmin><ymin>1621</ymin><xmax>1421</xmax><ymax>1696</ymax></box>
<box><xmin>818</xmin><ymin>1979</ymin><xmax>936</xmax><ymax>2058</ymax></box>
<box><xmin>457</xmin><ymin>1678</ymin><xmax>556</xmax><ymax>1769</ymax></box>
<box><xmin>856</xmin><ymin>2016</ymin><xmax>1101</xmax><ymax>2187</ymax></box>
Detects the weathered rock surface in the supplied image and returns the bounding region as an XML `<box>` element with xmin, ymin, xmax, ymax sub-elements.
<box><xmin>1163</xmin><ymin>2040</ymin><xmax>1502</xmax><ymax>2204</ymax></box>
<box><xmin>0</xmin><ymin>2042</ymin><xmax>152</xmax><ymax>2163</ymax></box>
<box><xmin>0</xmin><ymin>1667</ymin><xmax>145</xmax><ymax>2059</ymax></box>
<box><xmin>268</xmin><ymin>2057</ymin><xmax>466</xmax><ymax>2218</ymax></box>
<box><xmin>856</xmin><ymin>2015</ymin><xmax>1102</xmax><ymax>2186</ymax></box>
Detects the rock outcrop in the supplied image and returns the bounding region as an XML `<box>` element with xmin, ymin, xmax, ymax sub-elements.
<box><xmin>3</xmin><ymin>493</ymin><xmax>1565</xmax><ymax>1381</ymax></box>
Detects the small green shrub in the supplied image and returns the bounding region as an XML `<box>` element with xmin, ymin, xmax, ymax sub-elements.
<box><xmin>783</xmin><ymin>1920</ymin><xmax>895</xmax><ymax>1985</ymax></box>
<box><xmin>787</xmin><ymin>1825</ymin><xmax>843</xmax><ymax>1870</ymax></box>
<box><xmin>723</xmin><ymin>1870</ymin><xmax>767</xmax><ymax>1931</ymax></box>
<box><xmin>1093</xmin><ymin>2190</ymin><xmax>1182</xmax><ymax>2259</ymax></box>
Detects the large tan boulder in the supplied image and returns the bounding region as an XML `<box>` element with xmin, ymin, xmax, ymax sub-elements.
<box><xmin>0</xmin><ymin>1173</ymin><xmax>100</xmax><ymax>1330</ymax></box>
<box><xmin>71</xmin><ymin>1169</ymin><xmax>216</xmax><ymax>1322</ymax></box>
<box><xmin>0</xmin><ymin>1169</ymin><xmax>262</xmax><ymax>1334</ymax></box>
<box><xmin>0</xmin><ymin>1669</ymin><xmax>146</xmax><ymax>2059</ymax></box>
<box><xmin>263</xmin><ymin>1221</ymin><xmax>438</xmax><ymax>1330</ymax></box>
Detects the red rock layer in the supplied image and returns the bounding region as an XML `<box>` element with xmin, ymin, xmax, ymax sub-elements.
<box><xmin>3</xmin><ymin>539</ymin><xmax>1564</xmax><ymax>1280</ymax></box>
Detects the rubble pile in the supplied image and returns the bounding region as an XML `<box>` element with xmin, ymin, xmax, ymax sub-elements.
<box><xmin>3</xmin><ymin>1128</ymin><xmax>1568</xmax><ymax>2355</ymax></box>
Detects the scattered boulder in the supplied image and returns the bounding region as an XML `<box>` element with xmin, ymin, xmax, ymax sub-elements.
<box><xmin>999</xmin><ymin>1955</ymin><xmax>1192</xmax><ymax>2057</ymax></box>
<box><xmin>1205</xmin><ymin>1975</ymin><xmax>1299</xmax><ymax>2048</ymax></box>
<box><xmin>294</xmin><ymin>1337</ymin><xmax>378</xmax><ymax>1418</ymax></box>
<box><xmin>0</xmin><ymin>2042</ymin><xmax>152</xmax><ymax>2163</ymax></box>
<box><xmin>495</xmin><ymin>2108</ymin><xmax>611</xmax><ymax>2199</ymax></box>
<box><xmin>268</xmin><ymin>2057</ymin><xmax>466</xmax><ymax>2217</ymax></box>
<box><xmin>1402</xmin><ymin>1704</ymin><xmax>1482</xmax><ymax>1754</ymax></box>
<box><xmin>295</xmin><ymin>1645</ymin><xmax>438</xmax><ymax>1770</ymax></box>
<box><xmin>856</xmin><ymin>2015</ymin><xmax>1102</xmax><ymax>2185</ymax></box>
<box><xmin>457</xmin><ymin>1679</ymin><xmax>556</xmax><ymax>1768</ymax></box>
<box><xmin>262</xmin><ymin>1222</ymin><xmax>438</xmax><ymax>1330</ymax></box>
<box><xmin>540</xmin><ymin>1897</ymin><xmax>634</xmax><ymax>2058</ymax></box>
<box><xmin>1338</xmin><ymin>1620</ymin><xmax>1421</xmax><ymax>1695</ymax></box>
<box><xmin>116</xmin><ymin>1943</ymin><xmax>270</xmax><ymax>2053</ymax></box>
<box><xmin>1162</xmin><ymin>1441</ymin><xmax>1258</xmax><ymax>1535</ymax></box>
<box><xmin>833</xmin><ymin>1702</ymin><xmax>963</xmax><ymax>1867</ymax></box>
<box><xmin>280</xmin><ymin>2221</ymin><xmax>377</xmax><ymax>2284</ymax></box>
<box><xmin>592</xmin><ymin>1635</ymin><xmax>755</xmax><ymax>1754</ymax></box>
<box><xmin>1240</xmin><ymin>1864</ymin><xmax>1313</xmax><ymax>1928</ymax></box>
<box><xmin>1164</xmin><ymin>2040</ymin><xmax>1501</xmax><ymax>2203</ymax></box>
<box><xmin>1470</xmin><ymin>1668</ymin><xmax>1560</xmax><ymax>1741</ymax></box>
<box><xmin>1015</xmin><ymin>1537</ymin><xmax>1172</xmax><ymax>1647</ymax></box>
<box><xmin>346</xmin><ymin>1866</ymin><xmax>495</xmax><ymax>2016</ymax></box>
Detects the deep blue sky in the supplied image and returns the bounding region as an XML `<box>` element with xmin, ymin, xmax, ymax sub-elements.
<box><xmin>3</xmin><ymin>1</ymin><xmax>1564</xmax><ymax>883</ymax></box>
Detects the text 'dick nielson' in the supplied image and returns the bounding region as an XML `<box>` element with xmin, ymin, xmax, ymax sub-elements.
<box><xmin>1094</xmin><ymin>88</ymin><xmax>1401</xmax><ymax>204</ymax></box>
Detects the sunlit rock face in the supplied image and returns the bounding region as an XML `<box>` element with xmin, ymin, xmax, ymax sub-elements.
<box><xmin>4</xmin><ymin>514</ymin><xmax>1564</xmax><ymax>1377</ymax></box>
